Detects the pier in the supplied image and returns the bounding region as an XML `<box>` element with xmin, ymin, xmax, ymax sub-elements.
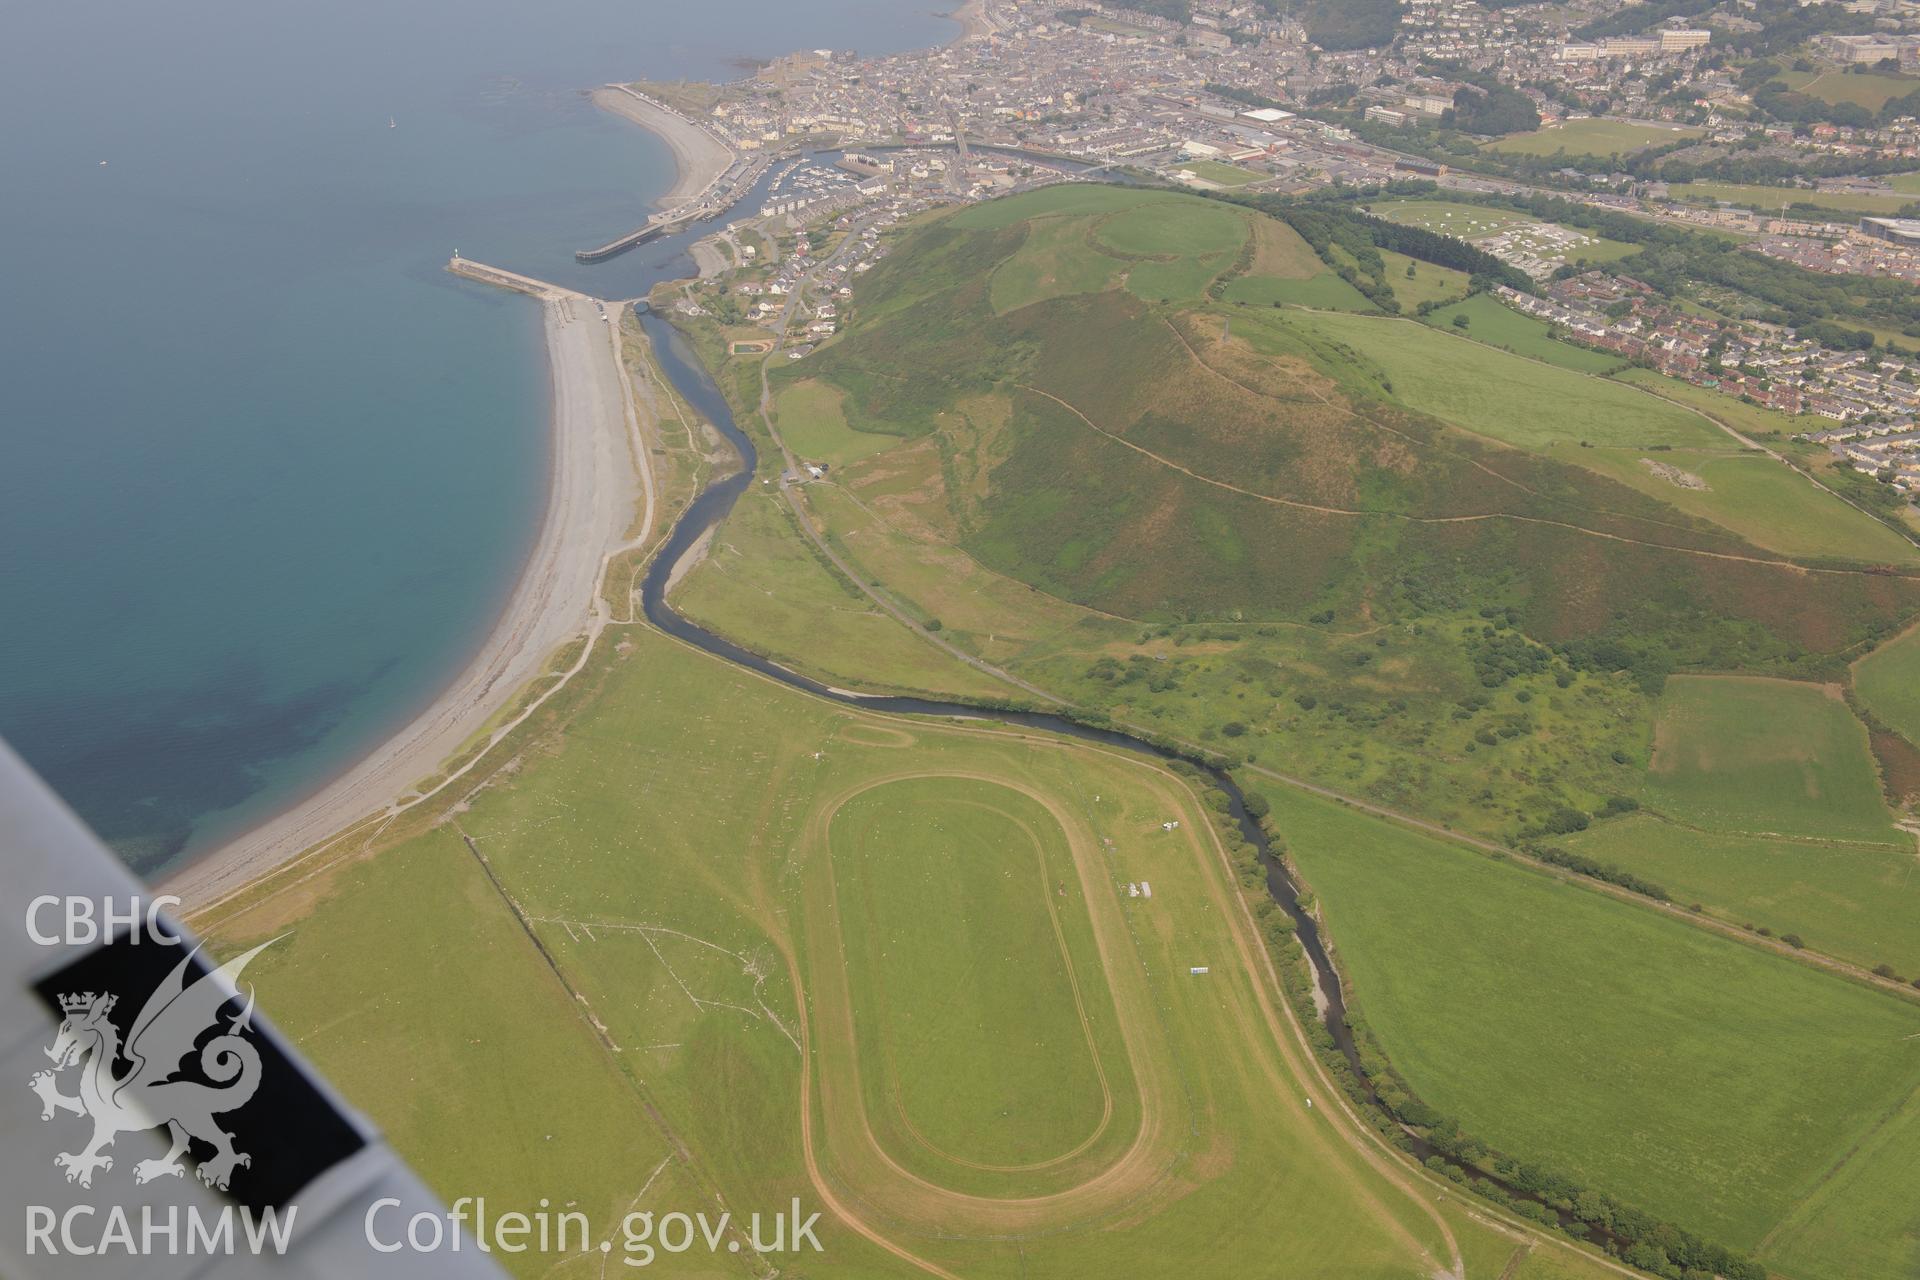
<box><xmin>575</xmin><ymin>222</ymin><xmax>666</xmax><ymax>264</ymax></box>
<box><xmin>446</xmin><ymin>257</ymin><xmax>586</xmax><ymax>301</ymax></box>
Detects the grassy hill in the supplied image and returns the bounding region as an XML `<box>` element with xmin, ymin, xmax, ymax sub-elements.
<box><xmin>755</xmin><ymin>182</ymin><xmax>1920</xmax><ymax>845</ymax></box>
<box><xmin>800</xmin><ymin>185</ymin><xmax>1920</xmax><ymax>660</ymax></box>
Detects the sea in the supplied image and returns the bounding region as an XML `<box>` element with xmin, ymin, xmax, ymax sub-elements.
<box><xmin>0</xmin><ymin>0</ymin><xmax>957</xmax><ymax>876</ymax></box>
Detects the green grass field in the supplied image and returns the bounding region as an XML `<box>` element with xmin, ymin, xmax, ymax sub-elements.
<box><xmin>1758</xmin><ymin>1083</ymin><xmax>1920</xmax><ymax>1280</ymax></box>
<box><xmin>1598</xmin><ymin>377</ymin><xmax>1920</xmax><ymax>562</ymax></box>
<box><xmin>1568</xmin><ymin>816</ymin><xmax>1920</xmax><ymax>974</ymax></box>
<box><xmin>1223</xmin><ymin>270</ymin><xmax>1376</xmax><ymax>309</ymax></box>
<box><xmin>989</xmin><ymin>212</ymin><xmax>1127</xmax><ymax>314</ymax></box>
<box><xmin>773</xmin><ymin>377</ymin><xmax>901</xmax><ymax>465</ymax></box>
<box><xmin>1665</xmin><ymin>451</ymin><xmax>1920</xmax><ymax>562</ymax></box>
<box><xmin>1272</xmin><ymin>308</ymin><xmax>1719</xmax><ymax>450</ymax></box>
<box><xmin>243</xmin><ymin>830</ymin><xmax>674</xmax><ymax>1251</ymax></box>
<box><xmin>1486</xmin><ymin>118</ymin><xmax>1703</xmax><ymax>157</ymax></box>
<box><xmin>828</xmin><ymin>774</ymin><xmax>1135</xmax><ymax>1177</ymax></box>
<box><xmin>1564</xmin><ymin>442</ymin><xmax>1920</xmax><ymax>564</ymax></box>
<box><xmin>1095</xmin><ymin>198</ymin><xmax>1248</xmax><ymax>260</ymax></box>
<box><xmin>1672</xmin><ymin>181</ymin><xmax>1915</xmax><ymax>215</ymax></box>
<box><xmin>673</xmin><ymin>486</ymin><xmax>1013</xmax><ymax>701</ymax></box>
<box><xmin>1780</xmin><ymin>67</ymin><xmax>1920</xmax><ymax>112</ymax></box>
<box><xmin>949</xmin><ymin>182</ymin><xmax>1177</xmax><ymax>230</ymax></box>
<box><xmin>1420</xmin><ymin>294</ymin><xmax>1627</xmax><ymax>373</ymax></box>
<box><xmin>1641</xmin><ymin>675</ymin><xmax>1902</xmax><ymax>845</ymax></box>
<box><xmin>1856</xmin><ymin>623</ymin><xmax>1920</xmax><ymax>747</ymax></box>
<box><xmin>1181</xmin><ymin>158</ymin><xmax>1263</xmax><ymax>187</ymax></box>
<box><xmin>1381</xmin><ymin>249</ymin><xmax>1470</xmax><ymax>309</ymax></box>
<box><xmin>1260</xmin><ymin>782</ymin><xmax>1920</xmax><ymax>1268</ymax></box>
<box><xmin>975</xmin><ymin>187</ymin><xmax>1252</xmax><ymax>311</ymax></box>
<box><xmin>1126</xmin><ymin>249</ymin><xmax>1239</xmax><ymax>303</ymax></box>
<box><xmin>1072</xmin><ymin>197</ymin><xmax>1252</xmax><ymax>306</ymax></box>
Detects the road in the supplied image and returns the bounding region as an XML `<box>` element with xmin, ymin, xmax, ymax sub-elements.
<box><xmin>749</xmin><ymin>206</ymin><xmax>1071</xmax><ymax>706</ymax></box>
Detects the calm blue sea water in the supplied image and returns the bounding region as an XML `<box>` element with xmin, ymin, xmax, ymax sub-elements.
<box><xmin>0</xmin><ymin>0</ymin><xmax>954</xmax><ymax>876</ymax></box>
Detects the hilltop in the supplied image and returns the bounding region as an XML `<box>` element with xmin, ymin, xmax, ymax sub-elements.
<box><xmin>798</xmin><ymin>185</ymin><xmax>1918</xmax><ymax>670</ymax></box>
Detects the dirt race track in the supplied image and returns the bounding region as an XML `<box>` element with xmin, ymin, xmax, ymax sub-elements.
<box><xmin>771</xmin><ymin>716</ymin><xmax>1464</xmax><ymax>1275</ymax></box>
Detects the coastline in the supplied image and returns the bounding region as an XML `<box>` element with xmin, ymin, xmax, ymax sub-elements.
<box><xmin>166</xmin><ymin>12</ymin><xmax>979</xmax><ymax>913</ymax></box>
<box><xmin>591</xmin><ymin>85</ymin><xmax>736</xmax><ymax>210</ymax></box>
<box><xmin>167</xmin><ymin>288</ymin><xmax>641</xmax><ymax>910</ymax></box>
<box><xmin>947</xmin><ymin>0</ymin><xmax>994</xmax><ymax>42</ymax></box>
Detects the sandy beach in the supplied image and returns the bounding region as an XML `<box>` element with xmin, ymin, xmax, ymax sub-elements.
<box><xmin>164</xmin><ymin>59</ymin><xmax>859</xmax><ymax>915</ymax></box>
<box><xmin>167</xmin><ymin>285</ymin><xmax>641</xmax><ymax>910</ymax></box>
<box><xmin>592</xmin><ymin>85</ymin><xmax>736</xmax><ymax>209</ymax></box>
<box><xmin>948</xmin><ymin>0</ymin><xmax>997</xmax><ymax>42</ymax></box>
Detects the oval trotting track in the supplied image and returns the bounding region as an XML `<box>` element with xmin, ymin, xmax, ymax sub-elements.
<box><xmin>634</xmin><ymin>309</ymin><xmax>1476</xmax><ymax>1275</ymax></box>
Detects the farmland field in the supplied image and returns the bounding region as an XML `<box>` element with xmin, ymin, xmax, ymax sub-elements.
<box><xmin>1855</xmin><ymin>622</ymin><xmax>1920</xmax><ymax>747</ymax></box>
<box><xmin>1485</xmin><ymin>118</ymin><xmax>1702</xmax><ymax>156</ymax></box>
<box><xmin>1640</xmin><ymin>675</ymin><xmax>1902</xmax><ymax>845</ymax></box>
<box><xmin>1589</xmin><ymin>448</ymin><xmax>1920</xmax><ymax>564</ymax></box>
<box><xmin>240</xmin><ymin>828</ymin><xmax>676</xmax><ymax>1249</ymax></box>
<box><xmin>1758</xmin><ymin>1085</ymin><xmax>1920</xmax><ymax>1280</ymax></box>
<box><xmin>1259</xmin><ymin>781</ymin><xmax>1920</xmax><ymax>1271</ymax></box>
<box><xmin>1223</xmin><ymin>268</ymin><xmax>1375</xmax><ymax>309</ymax></box>
<box><xmin>1381</xmin><ymin>249</ymin><xmax>1470</xmax><ymax>308</ymax></box>
<box><xmin>1263</xmin><ymin>308</ymin><xmax>1720</xmax><ymax>451</ymax></box>
<box><xmin>1567</xmin><ymin>817</ymin><xmax>1920</xmax><ymax>974</ymax></box>
<box><xmin>1779</xmin><ymin>67</ymin><xmax>1920</xmax><ymax>112</ymax></box>
<box><xmin>1420</xmin><ymin>294</ymin><xmax>1626</xmax><ymax>372</ymax></box>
